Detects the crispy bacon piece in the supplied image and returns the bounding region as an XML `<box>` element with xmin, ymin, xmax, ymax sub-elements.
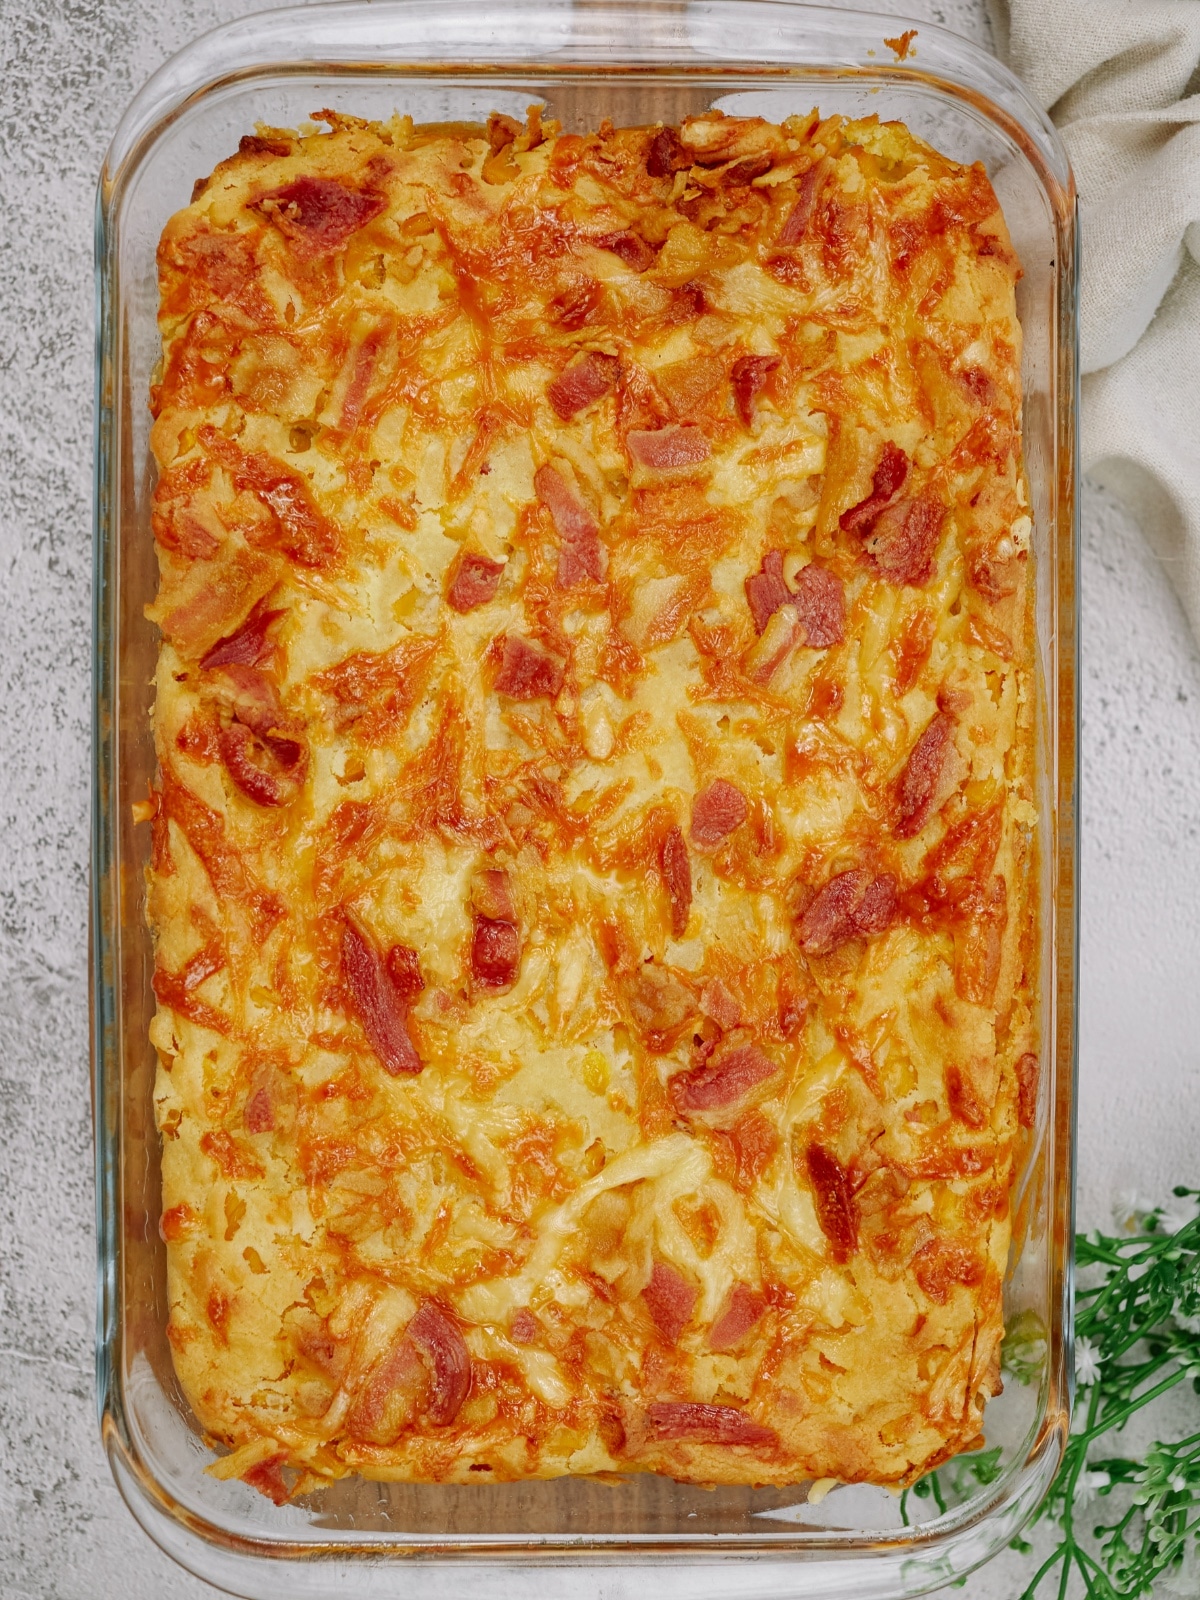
<box><xmin>796</xmin><ymin>868</ymin><xmax>899</xmax><ymax>955</ymax></box>
<box><xmin>199</xmin><ymin>601</ymin><xmax>284</xmax><ymax>670</ymax></box>
<box><xmin>913</xmin><ymin>1239</ymin><xmax>984</xmax><ymax>1304</ymax></box>
<box><xmin>700</xmin><ymin>978</ymin><xmax>741</xmax><ymax>1032</ymax></box>
<box><xmin>745</xmin><ymin>552</ymin><xmax>844</xmax><ymax>649</ymax></box>
<box><xmin>494</xmin><ymin>635</ymin><xmax>565</xmax><ymax>700</ymax></box>
<box><xmin>660</xmin><ymin>825</ymin><xmax>692</xmax><ymax>938</ymax></box>
<box><xmin>642</xmin><ymin>1261</ymin><xmax>698</xmax><ymax>1342</ymax></box>
<box><xmin>806</xmin><ymin>1142</ymin><xmax>857</xmax><ymax>1262</ymax></box>
<box><xmin>217</xmin><ymin>721</ymin><xmax>305</xmax><ymax>808</ymax></box>
<box><xmin>791</xmin><ymin>562</ymin><xmax>845</xmax><ymax>648</ymax></box>
<box><xmin>472</xmin><ymin>917</ymin><xmax>521</xmax><ymax>989</ymax></box>
<box><xmin>447</xmin><ymin>552</ymin><xmax>505</xmax><ymax>613</ymax></box>
<box><xmin>341</xmin><ymin>919</ymin><xmax>422</xmax><ymax>1075</ymax></box>
<box><xmin>647</xmin><ymin>125</ymin><xmax>685</xmax><ymax>177</ymax></box>
<box><xmin>710</xmin><ymin>1283</ymin><xmax>765</xmax><ymax>1352</ymax></box>
<box><xmin>534</xmin><ymin>463</ymin><xmax>605</xmax><ymax>586</ymax></box>
<box><xmin>214</xmin><ymin>662</ymin><xmax>288</xmax><ymax>737</ymax></box>
<box><xmin>840</xmin><ymin>441</ymin><xmax>910</xmax><ymax>535</ymax></box>
<box><xmin>552</xmin><ymin>279</ymin><xmax>602</xmax><ymax>329</ymax></box>
<box><xmin>896</xmin><ymin>712</ymin><xmax>955</xmax><ymax>838</ymax></box>
<box><xmin>627</xmin><ymin>425</ymin><xmax>711</xmax><ymax>472</ymax></box>
<box><xmin>731</xmin><ymin>355</ymin><xmax>779</xmax><ymax>427</ymax></box>
<box><xmin>867</xmin><ymin>494</ymin><xmax>945</xmax><ymax>586</ymax></box>
<box><xmin>386</xmin><ymin>943</ymin><xmax>424</xmax><ymax>1001</ymax></box>
<box><xmin>242</xmin><ymin>1454</ymin><xmax>290</xmax><ymax>1506</ymax></box>
<box><xmin>244</xmin><ymin>1086</ymin><xmax>274</xmax><ymax>1134</ymax></box>
<box><xmin>672</xmin><ymin>1043</ymin><xmax>778</xmax><ymax>1112</ymax></box>
<box><xmin>690</xmin><ymin>779</ymin><xmax>748</xmax><ymax>850</ymax></box>
<box><xmin>510</xmin><ymin>1308</ymin><xmax>540</xmax><ymax>1344</ymax></box>
<box><xmin>745</xmin><ymin>550</ymin><xmax>790</xmax><ymax>634</ymax></box>
<box><xmin>406</xmin><ymin>1300</ymin><xmax>472</xmax><ymax>1425</ymax></box>
<box><xmin>594</xmin><ymin>230</ymin><xmax>656</xmax><ymax>271</ymax></box>
<box><xmin>198</xmin><ymin>427</ymin><xmax>341</xmax><ymax>569</ymax></box>
<box><xmin>646</xmin><ymin>1402</ymin><xmax>777</xmax><ymax>1448</ymax></box>
<box><xmin>546</xmin><ymin>352</ymin><xmax>620</xmax><ymax>420</ymax></box>
<box><xmin>256</xmin><ymin>175</ymin><xmax>386</xmax><ymax>255</ymax></box>
<box><xmin>1015</xmin><ymin>1052</ymin><xmax>1040</xmax><ymax>1128</ymax></box>
<box><xmin>778</xmin><ymin>159</ymin><xmax>830</xmax><ymax>245</ymax></box>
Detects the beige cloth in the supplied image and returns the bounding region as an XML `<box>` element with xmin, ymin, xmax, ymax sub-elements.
<box><xmin>988</xmin><ymin>0</ymin><xmax>1200</xmax><ymax>637</ymax></box>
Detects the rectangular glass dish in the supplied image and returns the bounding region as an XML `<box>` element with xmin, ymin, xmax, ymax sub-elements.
<box><xmin>91</xmin><ymin>3</ymin><xmax>1079</xmax><ymax>1596</ymax></box>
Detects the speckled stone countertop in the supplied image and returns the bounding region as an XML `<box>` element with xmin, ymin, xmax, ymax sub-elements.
<box><xmin>2</xmin><ymin>1</ymin><xmax>1198</xmax><ymax>1594</ymax></box>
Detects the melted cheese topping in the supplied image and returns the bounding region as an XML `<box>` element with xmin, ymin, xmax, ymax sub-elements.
<box><xmin>147</xmin><ymin>106</ymin><xmax>1037</xmax><ymax>1497</ymax></box>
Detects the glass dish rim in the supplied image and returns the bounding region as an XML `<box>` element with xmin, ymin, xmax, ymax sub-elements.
<box><xmin>92</xmin><ymin>1</ymin><xmax>1081</xmax><ymax>1588</ymax></box>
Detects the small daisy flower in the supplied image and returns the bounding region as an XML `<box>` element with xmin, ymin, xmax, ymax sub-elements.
<box><xmin>1075</xmin><ymin>1336</ymin><xmax>1102</xmax><ymax>1385</ymax></box>
<box><xmin>1075</xmin><ymin>1468</ymin><xmax>1111</xmax><ymax>1508</ymax></box>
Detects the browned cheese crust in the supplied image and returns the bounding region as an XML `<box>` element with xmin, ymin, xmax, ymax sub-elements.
<box><xmin>146</xmin><ymin>105</ymin><xmax>1039</xmax><ymax>1502</ymax></box>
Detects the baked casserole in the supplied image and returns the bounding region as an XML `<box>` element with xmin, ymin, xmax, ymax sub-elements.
<box><xmin>145</xmin><ymin>104</ymin><xmax>1038</xmax><ymax>1500</ymax></box>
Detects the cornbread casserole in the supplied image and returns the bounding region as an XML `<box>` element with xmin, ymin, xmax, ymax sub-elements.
<box><xmin>146</xmin><ymin>104</ymin><xmax>1038</xmax><ymax>1501</ymax></box>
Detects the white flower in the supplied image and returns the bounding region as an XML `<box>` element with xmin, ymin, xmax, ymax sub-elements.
<box><xmin>1075</xmin><ymin>1336</ymin><xmax>1102</xmax><ymax>1386</ymax></box>
<box><xmin>1074</xmin><ymin>1468</ymin><xmax>1111</xmax><ymax>1508</ymax></box>
<box><xmin>1113</xmin><ymin>1188</ymin><xmax>1153</xmax><ymax>1230</ymax></box>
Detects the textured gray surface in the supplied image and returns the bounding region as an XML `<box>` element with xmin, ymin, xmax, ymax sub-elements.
<box><xmin>1</xmin><ymin>1</ymin><xmax>1199</xmax><ymax>1596</ymax></box>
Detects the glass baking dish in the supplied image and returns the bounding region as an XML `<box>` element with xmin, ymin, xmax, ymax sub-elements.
<box><xmin>91</xmin><ymin>2</ymin><xmax>1079</xmax><ymax>1594</ymax></box>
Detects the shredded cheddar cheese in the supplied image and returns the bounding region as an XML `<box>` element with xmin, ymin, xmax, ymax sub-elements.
<box><xmin>147</xmin><ymin>104</ymin><xmax>1037</xmax><ymax>1498</ymax></box>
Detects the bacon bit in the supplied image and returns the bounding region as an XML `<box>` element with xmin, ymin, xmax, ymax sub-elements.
<box><xmin>955</xmin><ymin>874</ymin><xmax>1008</xmax><ymax>1005</ymax></box>
<box><xmin>731</xmin><ymin>355</ymin><xmax>779</xmax><ymax>426</ymax></box>
<box><xmin>700</xmin><ymin>978</ymin><xmax>741</xmax><ymax>1032</ymax></box>
<box><xmin>673</xmin><ymin>1043</ymin><xmax>777</xmax><ymax>1112</ymax></box>
<box><xmin>200</xmin><ymin>1129</ymin><xmax>264</xmax><ymax>1181</ymax></box>
<box><xmin>471</xmin><ymin>868</ymin><xmax>515</xmax><ymax>923</ymax></box>
<box><xmin>721</xmin><ymin>1108</ymin><xmax>781</xmax><ymax>1191</ymax></box>
<box><xmin>726</xmin><ymin>152</ymin><xmax>773</xmax><ymax>184</ymax></box>
<box><xmin>745</xmin><ymin>550</ymin><xmax>791</xmax><ymax>634</ymax></box>
<box><xmin>534</xmin><ymin>464</ymin><xmax>605</xmax><ymax>586</ymax></box>
<box><xmin>218</xmin><ymin>721</ymin><xmax>305</xmax><ymax>808</ymax></box>
<box><xmin>1015</xmin><ymin>1052</ymin><xmax>1040</xmax><ymax>1128</ymax></box>
<box><xmin>256</xmin><ymin>175</ymin><xmax>386</xmax><ymax>255</ymax></box>
<box><xmin>660</xmin><ymin>825</ymin><xmax>692</xmax><ymax>938</ymax></box>
<box><xmin>840</xmin><ymin>440</ymin><xmax>910</xmax><ymax>534</ymax></box>
<box><xmin>243</xmin><ymin>1454</ymin><xmax>290</xmax><ymax>1506</ymax></box>
<box><xmin>494</xmin><ymin>635</ymin><xmax>565</xmax><ymax>700</ymax></box>
<box><xmin>646</xmin><ymin>1401</ymin><xmax>777</xmax><ymax>1448</ymax></box>
<box><xmin>510</xmin><ymin>1308</ymin><xmax>540</xmax><ymax>1344</ymax></box>
<box><xmin>158</xmin><ymin>547</ymin><xmax>280</xmax><ymax>660</ymax></box>
<box><xmin>447</xmin><ymin>551</ymin><xmax>505</xmax><ymax>613</ymax></box>
<box><xmin>710</xmin><ymin>1283</ymin><xmax>765</xmax><ymax>1352</ymax></box>
<box><xmin>896</xmin><ymin>712</ymin><xmax>955</xmax><ymax>837</ymax></box>
<box><xmin>198</xmin><ymin>427</ymin><xmax>341</xmax><ymax>569</ymax></box>
<box><xmin>792</xmin><ymin>562</ymin><xmax>846</xmax><ymax>648</ymax></box>
<box><xmin>472</xmin><ymin>917</ymin><xmax>521</xmax><ymax>989</ymax></box>
<box><xmin>594</xmin><ymin>230</ymin><xmax>656</xmax><ymax>271</ymax></box>
<box><xmin>946</xmin><ymin>1063</ymin><xmax>987</xmax><ymax>1128</ymax></box>
<box><xmin>778</xmin><ymin>159</ymin><xmax>830</xmax><ymax>245</ymax></box>
<box><xmin>552</xmin><ymin>279</ymin><xmax>602</xmax><ymax>329</ymax></box>
<box><xmin>627</xmin><ymin>425</ymin><xmax>711</xmax><ymax>472</ymax></box>
<box><xmin>240</xmin><ymin>132</ymin><xmax>292</xmax><ymax>157</ymax></box>
<box><xmin>386</xmin><ymin>943</ymin><xmax>424</xmax><ymax>1002</ymax></box>
<box><xmin>647</xmin><ymin>125</ymin><xmax>685</xmax><ymax>177</ymax></box>
<box><xmin>214</xmin><ymin>662</ymin><xmax>289</xmax><ymax>738</ymax></box>
<box><xmin>690</xmin><ymin>779</ymin><xmax>748</xmax><ymax>850</ymax></box>
<box><xmin>867</xmin><ymin>494</ymin><xmax>945</xmax><ymax>586</ymax></box>
<box><xmin>642</xmin><ymin>1261</ymin><xmax>698</xmax><ymax>1342</ymax></box>
<box><xmin>199</xmin><ymin>601</ymin><xmax>284</xmax><ymax>670</ymax></box>
<box><xmin>796</xmin><ymin>868</ymin><xmax>899</xmax><ymax>956</ymax></box>
<box><xmin>341</xmin><ymin>919</ymin><xmax>422</xmax><ymax>1075</ymax></box>
<box><xmin>546</xmin><ymin>352</ymin><xmax>620</xmax><ymax>420</ymax></box>
<box><xmin>913</xmin><ymin>1239</ymin><xmax>982</xmax><ymax>1304</ymax></box>
<box><xmin>406</xmin><ymin>1299</ymin><xmax>472</xmax><ymax>1425</ymax></box>
<box><xmin>159</xmin><ymin>1203</ymin><xmax>196</xmax><ymax>1242</ymax></box>
<box><xmin>805</xmin><ymin>1142</ymin><xmax>857</xmax><ymax>1261</ymax></box>
<box><xmin>244</xmin><ymin>1086</ymin><xmax>274</xmax><ymax>1134</ymax></box>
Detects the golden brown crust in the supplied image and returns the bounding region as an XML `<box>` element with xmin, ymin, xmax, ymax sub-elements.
<box><xmin>147</xmin><ymin>105</ymin><xmax>1036</xmax><ymax>1498</ymax></box>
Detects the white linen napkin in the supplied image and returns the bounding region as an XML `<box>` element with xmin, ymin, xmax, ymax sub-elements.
<box><xmin>987</xmin><ymin>0</ymin><xmax>1200</xmax><ymax>638</ymax></box>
